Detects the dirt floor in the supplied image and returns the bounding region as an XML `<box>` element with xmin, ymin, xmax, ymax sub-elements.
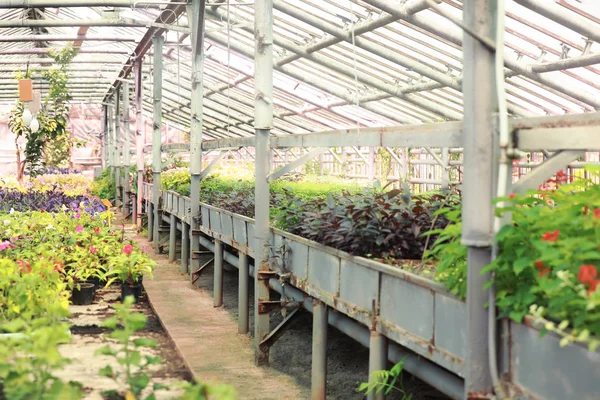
<box><xmin>57</xmin><ymin>286</ymin><xmax>192</xmax><ymax>400</ymax></box>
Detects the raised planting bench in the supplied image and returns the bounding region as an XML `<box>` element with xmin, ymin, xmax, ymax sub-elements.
<box><xmin>144</xmin><ymin>184</ymin><xmax>600</xmax><ymax>400</ymax></box>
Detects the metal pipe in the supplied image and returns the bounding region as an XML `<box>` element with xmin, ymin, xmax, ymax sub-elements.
<box><xmin>462</xmin><ymin>1</ymin><xmax>496</xmax><ymax>397</ymax></box>
<box><xmin>0</xmin><ymin>0</ymin><xmax>136</xmax><ymax>6</ymax></box>
<box><xmin>152</xmin><ymin>35</ymin><xmax>164</xmax><ymax>252</ymax></box>
<box><xmin>169</xmin><ymin>214</ymin><xmax>177</xmax><ymax>262</ymax></box>
<box><xmin>513</xmin><ymin>0</ymin><xmax>600</xmax><ymax>44</ymax></box>
<box><xmin>188</xmin><ymin>0</ymin><xmax>206</xmax><ymax>279</ymax></box>
<box><xmin>122</xmin><ymin>82</ymin><xmax>131</xmax><ymax>218</ymax></box>
<box><xmin>147</xmin><ymin>202</ymin><xmax>154</xmax><ymax>242</ymax></box>
<box><xmin>368</xmin><ymin>331</ymin><xmax>388</xmax><ymax>400</ymax></box>
<box><xmin>0</xmin><ymin>34</ymin><xmax>136</xmax><ymax>42</ymax></box>
<box><xmin>238</xmin><ymin>253</ymin><xmax>249</xmax><ymax>334</ymax></box>
<box><xmin>253</xmin><ymin>0</ymin><xmax>274</xmax><ymax>366</ymax></box>
<box><xmin>0</xmin><ymin>18</ymin><xmax>148</xmax><ymax>28</ymax></box>
<box><xmin>134</xmin><ymin>59</ymin><xmax>144</xmax><ymax>229</ymax></box>
<box><xmin>101</xmin><ymin>105</ymin><xmax>108</xmax><ymax>169</ymax></box>
<box><xmin>405</xmin><ymin>0</ymin><xmax>442</xmax><ymax>14</ymax></box>
<box><xmin>531</xmin><ymin>52</ymin><xmax>600</xmax><ymax>73</ymax></box>
<box><xmin>0</xmin><ymin>48</ymin><xmax>130</xmax><ymax>55</ymax></box>
<box><xmin>181</xmin><ymin>222</ymin><xmax>190</xmax><ymax>273</ymax></box>
<box><xmin>311</xmin><ymin>300</ymin><xmax>328</xmax><ymax>400</ymax></box>
<box><xmin>214</xmin><ymin>240</ymin><xmax>224</xmax><ymax>307</ymax></box>
<box><xmin>361</xmin><ymin>0</ymin><xmax>600</xmax><ymax>108</ymax></box>
<box><xmin>114</xmin><ymin>91</ymin><xmax>121</xmax><ymax>207</ymax></box>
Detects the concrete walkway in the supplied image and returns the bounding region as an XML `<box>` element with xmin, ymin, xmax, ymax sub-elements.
<box><xmin>138</xmin><ymin>235</ymin><xmax>309</xmax><ymax>400</ymax></box>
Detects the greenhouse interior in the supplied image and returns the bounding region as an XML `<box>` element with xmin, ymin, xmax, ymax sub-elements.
<box><xmin>0</xmin><ymin>0</ymin><xmax>598</xmax><ymax>399</ymax></box>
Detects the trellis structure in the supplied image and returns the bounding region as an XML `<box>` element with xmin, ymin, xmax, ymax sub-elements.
<box><xmin>1</xmin><ymin>1</ymin><xmax>600</xmax><ymax>399</ymax></box>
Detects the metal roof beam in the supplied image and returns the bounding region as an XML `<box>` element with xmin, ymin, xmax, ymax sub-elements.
<box><xmin>103</xmin><ymin>0</ymin><xmax>186</xmax><ymax>102</ymax></box>
<box><xmin>0</xmin><ymin>18</ymin><xmax>147</xmax><ymax>28</ymax></box>
<box><xmin>0</xmin><ymin>48</ymin><xmax>130</xmax><ymax>55</ymax></box>
<box><xmin>513</xmin><ymin>0</ymin><xmax>600</xmax><ymax>44</ymax></box>
<box><xmin>0</xmin><ymin>34</ymin><xmax>136</xmax><ymax>42</ymax></box>
<box><xmin>362</xmin><ymin>0</ymin><xmax>600</xmax><ymax>108</ymax></box>
<box><xmin>0</xmin><ymin>0</ymin><xmax>136</xmax><ymax>7</ymax></box>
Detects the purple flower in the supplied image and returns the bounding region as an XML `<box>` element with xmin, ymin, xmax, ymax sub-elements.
<box><xmin>75</xmin><ymin>225</ymin><xmax>84</xmax><ymax>233</ymax></box>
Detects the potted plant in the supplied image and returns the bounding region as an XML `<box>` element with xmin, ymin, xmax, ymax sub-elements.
<box><xmin>105</xmin><ymin>242</ymin><xmax>155</xmax><ymax>303</ymax></box>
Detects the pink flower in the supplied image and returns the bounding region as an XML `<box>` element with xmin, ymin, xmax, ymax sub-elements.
<box><xmin>508</xmin><ymin>193</ymin><xmax>516</xmax><ymax>199</ymax></box>
<box><xmin>74</xmin><ymin>213</ymin><xmax>80</xmax><ymax>219</ymax></box>
<box><xmin>122</xmin><ymin>244</ymin><xmax>134</xmax><ymax>255</ymax></box>
<box><xmin>75</xmin><ymin>225</ymin><xmax>84</xmax><ymax>233</ymax></box>
<box><xmin>0</xmin><ymin>241</ymin><xmax>15</xmax><ymax>251</ymax></box>
<box><xmin>94</xmin><ymin>227</ymin><xmax>101</xmax><ymax>235</ymax></box>
<box><xmin>89</xmin><ymin>246</ymin><xmax>98</xmax><ymax>254</ymax></box>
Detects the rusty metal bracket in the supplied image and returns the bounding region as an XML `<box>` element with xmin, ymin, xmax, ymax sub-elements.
<box><xmin>256</xmin><ymin>270</ymin><xmax>279</xmax><ymax>281</ymax></box>
<box><xmin>191</xmin><ymin>257</ymin><xmax>214</xmax><ymax>284</ymax></box>
<box><xmin>259</xmin><ymin>307</ymin><xmax>302</xmax><ymax>348</ymax></box>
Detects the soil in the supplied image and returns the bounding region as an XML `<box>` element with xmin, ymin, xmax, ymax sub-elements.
<box><xmin>193</xmin><ymin>251</ymin><xmax>450</xmax><ymax>400</ymax></box>
<box><xmin>58</xmin><ymin>285</ymin><xmax>193</xmax><ymax>399</ymax></box>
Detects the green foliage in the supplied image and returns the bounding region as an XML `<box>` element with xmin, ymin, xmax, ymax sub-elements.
<box><xmin>8</xmin><ymin>45</ymin><xmax>78</xmax><ymax>178</ymax></box>
<box><xmin>94</xmin><ymin>168</ymin><xmax>116</xmax><ymax>200</ymax></box>
<box><xmin>161</xmin><ymin>167</ymin><xmax>191</xmax><ymax>196</ymax></box>
<box><xmin>96</xmin><ymin>296</ymin><xmax>163</xmax><ymax>399</ymax></box>
<box><xmin>357</xmin><ymin>358</ymin><xmax>412</xmax><ymax>399</ymax></box>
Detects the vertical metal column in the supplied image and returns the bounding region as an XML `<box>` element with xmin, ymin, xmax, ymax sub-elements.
<box><xmin>134</xmin><ymin>58</ymin><xmax>144</xmax><ymax>229</ymax></box>
<box><xmin>368</xmin><ymin>331</ymin><xmax>388</xmax><ymax>400</ymax></box>
<box><xmin>107</xmin><ymin>103</ymin><xmax>115</xmax><ymax>195</ymax></box>
<box><xmin>180</xmin><ymin>222</ymin><xmax>189</xmax><ymax>273</ymax></box>
<box><xmin>238</xmin><ymin>253</ymin><xmax>249</xmax><ymax>334</ymax></box>
<box><xmin>188</xmin><ymin>0</ymin><xmax>206</xmax><ymax>280</ymax></box>
<box><xmin>441</xmin><ymin>148</ymin><xmax>450</xmax><ymax>189</ymax></box>
<box><xmin>122</xmin><ymin>82</ymin><xmax>131</xmax><ymax>218</ymax></box>
<box><xmin>147</xmin><ymin>203</ymin><xmax>154</xmax><ymax>241</ymax></box>
<box><xmin>462</xmin><ymin>1</ymin><xmax>498</xmax><ymax>399</ymax></box>
<box><xmin>214</xmin><ymin>240</ymin><xmax>224</xmax><ymax>307</ymax></box>
<box><xmin>254</xmin><ymin>0</ymin><xmax>274</xmax><ymax>366</ymax></box>
<box><xmin>311</xmin><ymin>300</ymin><xmax>328</xmax><ymax>400</ymax></box>
<box><xmin>101</xmin><ymin>105</ymin><xmax>107</xmax><ymax>169</ymax></box>
<box><xmin>368</xmin><ymin>146</ymin><xmax>376</xmax><ymax>181</ymax></box>
<box><xmin>169</xmin><ymin>214</ymin><xmax>177</xmax><ymax>262</ymax></box>
<box><xmin>152</xmin><ymin>35</ymin><xmax>163</xmax><ymax>252</ymax></box>
<box><xmin>114</xmin><ymin>87</ymin><xmax>121</xmax><ymax>207</ymax></box>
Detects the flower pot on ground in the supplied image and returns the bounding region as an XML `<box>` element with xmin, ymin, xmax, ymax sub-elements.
<box><xmin>105</xmin><ymin>242</ymin><xmax>155</xmax><ymax>296</ymax></box>
<box><xmin>120</xmin><ymin>282</ymin><xmax>143</xmax><ymax>303</ymax></box>
<box><xmin>71</xmin><ymin>282</ymin><xmax>95</xmax><ymax>305</ymax></box>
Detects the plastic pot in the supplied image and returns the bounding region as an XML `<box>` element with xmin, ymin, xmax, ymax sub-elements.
<box><xmin>121</xmin><ymin>283</ymin><xmax>142</xmax><ymax>303</ymax></box>
<box><xmin>72</xmin><ymin>283</ymin><xmax>95</xmax><ymax>305</ymax></box>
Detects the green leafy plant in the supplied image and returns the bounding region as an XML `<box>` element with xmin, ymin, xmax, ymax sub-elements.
<box><xmin>95</xmin><ymin>296</ymin><xmax>165</xmax><ymax>400</ymax></box>
<box><xmin>8</xmin><ymin>45</ymin><xmax>78</xmax><ymax>181</ymax></box>
<box><xmin>105</xmin><ymin>242</ymin><xmax>155</xmax><ymax>286</ymax></box>
<box><xmin>357</xmin><ymin>358</ymin><xmax>412</xmax><ymax>399</ymax></box>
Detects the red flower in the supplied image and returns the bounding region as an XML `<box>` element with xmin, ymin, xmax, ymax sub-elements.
<box><xmin>538</xmin><ymin>268</ymin><xmax>551</xmax><ymax>277</ymax></box>
<box><xmin>556</xmin><ymin>170</ymin><xmax>568</xmax><ymax>184</ymax></box>
<box><xmin>542</xmin><ymin>229</ymin><xmax>560</xmax><ymax>242</ymax></box>
<box><xmin>577</xmin><ymin>264</ymin><xmax>598</xmax><ymax>285</ymax></box>
<box><xmin>594</xmin><ymin>209</ymin><xmax>600</xmax><ymax>219</ymax></box>
<box><xmin>535</xmin><ymin>260</ymin><xmax>545</xmax><ymax>270</ymax></box>
<box><xmin>122</xmin><ymin>244</ymin><xmax>134</xmax><ymax>255</ymax></box>
<box><xmin>588</xmin><ymin>280</ymin><xmax>600</xmax><ymax>296</ymax></box>
<box><xmin>16</xmin><ymin>260</ymin><xmax>31</xmax><ymax>274</ymax></box>
<box><xmin>53</xmin><ymin>260</ymin><xmax>64</xmax><ymax>273</ymax></box>
<box><xmin>94</xmin><ymin>227</ymin><xmax>101</xmax><ymax>235</ymax></box>
<box><xmin>508</xmin><ymin>193</ymin><xmax>516</xmax><ymax>199</ymax></box>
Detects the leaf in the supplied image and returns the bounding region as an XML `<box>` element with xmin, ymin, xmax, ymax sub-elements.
<box><xmin>99</xmin><ymin>365</ymin><xmax>115</xmax><ymax>378</ymax></box>
<box><xmin>133</xmin><ymin>338</ymin><xmax>158</xmax><ymax>348</ymax></box>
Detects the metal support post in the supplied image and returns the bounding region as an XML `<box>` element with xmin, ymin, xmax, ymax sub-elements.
<box><xmin>188</xmin><ymin>0</ymin><xmax>206</xmax><ymax>280</ymax></box>
<box><xmin>147</xmin><ymin>202</ymin><xmax>154</xmax><ymax>241</ymax></box>
<box><xmin>169</xmin><ymin>214</ymin><xmax>177</xmax><ymax>262</ymax></box>
<box><xmin>214</xmin><ymin>239</ymin><xmax>224</xmax><ymax>307</ymax></box>
<box><xmin>441</xmin><ymin>147</ymin><xmax>450</xmax><ymax>189</ymax></box>
<box><xmin>134</xmin><ymin>58</ymin><xmax>144</xmax><ymax>229</ymax></box>
<box><xmin>152</xmin><ymin>35</ymin><xmax>163</xmax><ymax>252</ymax></box>
<box><xmin>462</xmin><ymin>1</ymin><xmax>497</xmax><ymax>398</ymax></box>
<box><xmin>311</xmin><ymin>300</ymin><xmax>328</xmax><ymax>400</ymax></box>
<box><xmin>107</xmin><ymin>103</ymin><xmax>115</xmax><ymax>196</ymax></box>
<box><xmin>114</xmin><ymin>87</ymin><xmax>121</xmax><ymax>208</ymax></box>
<box><xmin>180</xmin><ymin>222</ymin><xmax>190</xmax><ymax>273</ymax></box>
<box><xmin>238</xmin><ymin>252</ymin><xmax>249</xmax><ymax>334</ymax></box>
<box><xmin>254</xmin><ymin>0</ymin><xmax>273</xmax><ymax>366</ymax></box>
<box><xmin>101</xmin><ymin>105</ymin><xmax>107</xmax><ymax>169</ymax></box>
<box><xmin>368</xmin><ymin>146</ymin><xmax>376</xmax><ymax>181</ymax></box>
<box><xmin>122</xmin><ymin>82</ymin><xmax>131</xmax><ymax>218</ymax></box>
<box><xmin>368</xmin><ymin>331</ymin><xmax>388</xmax><ymax>400</ymax></box>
